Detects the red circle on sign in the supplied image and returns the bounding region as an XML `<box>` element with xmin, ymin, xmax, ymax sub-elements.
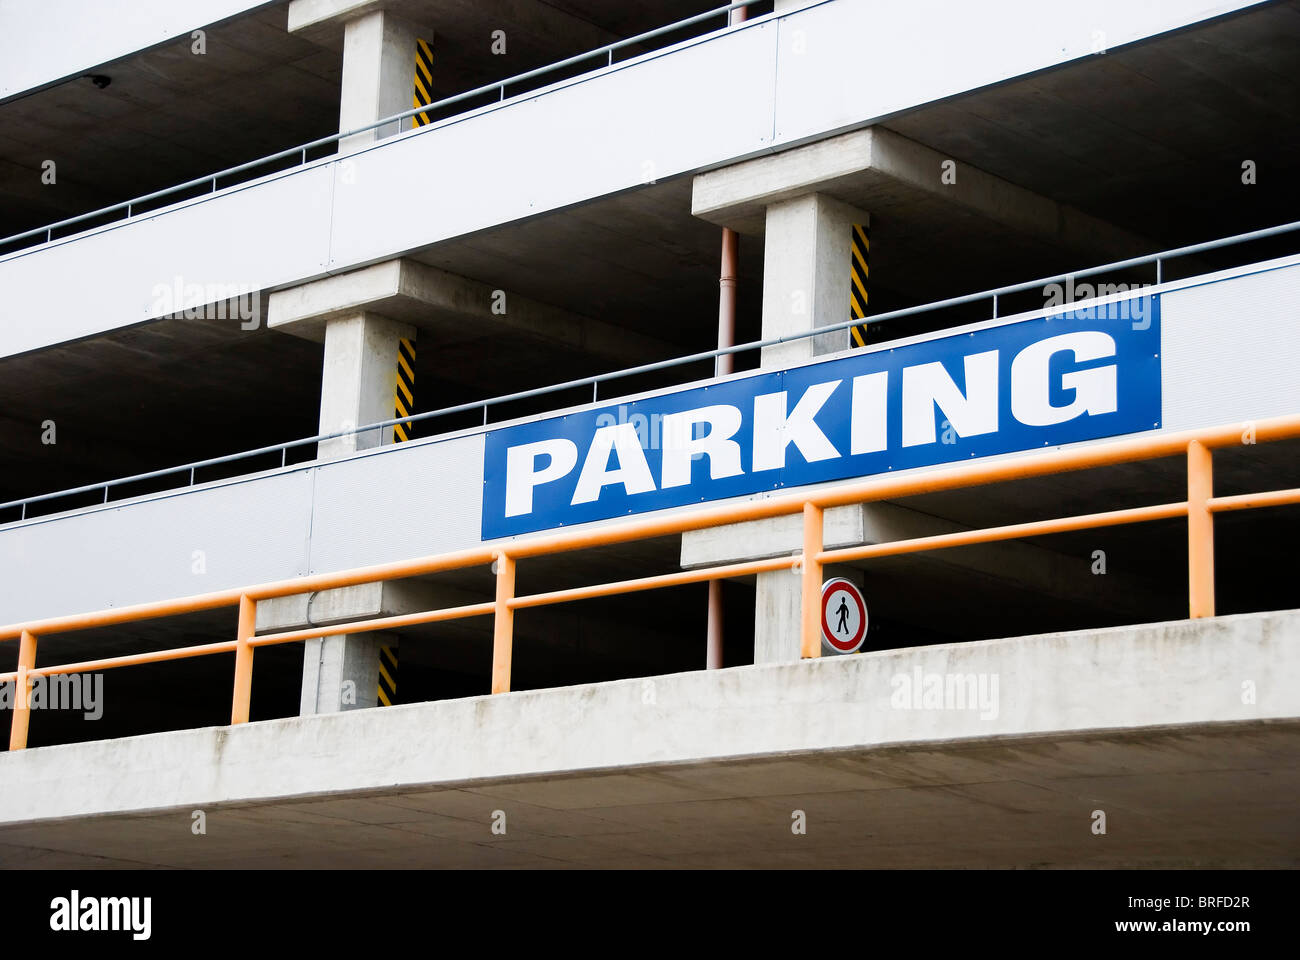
<box><xmin>820</xmin><ymin>578</ymin><xmax>867</xmax><ymax>653</ymax></box>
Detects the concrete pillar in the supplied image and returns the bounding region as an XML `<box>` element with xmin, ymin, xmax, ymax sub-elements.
<box><xmin>301</xmin><ymin>632</ymin><xmax>392</xmax><ymax>713</ymax></box>
<box><xmin>748</xmin><ymin>192</ymin><xmax>868</xmax><ymax>661</ymax></box>
<box><xmin>317</xmin><ymin>311</ymin><xmax>414</xmax><ymax>459</ymax></box>
<box><xmin>288</xmin><ymin>303</ymin><xmax>405</xmax><ymax>712</ymax></box>
<box><xmin>338</xmin><ymin>9</ymin><xmax>422</xmax><ymax>150</ymax></box>
<box><xmin>761</xmin><ymin>194</ymin><xmax>868</xmax><ymax>368</ymax></box>
<box><xmin>681</xmin><ymin>507</ymin><xmax>873</xmax><ymax>665</ymax></box>
<box><xmin>304</xmin><ymin>310</ymin><xmax>412</xmax><ymax>713</ymax></box>
<box><xmin>755</xmin><ymin>564</ymin><xmax>864</xmax><ymax>664</ymax></box>
<box><xmin>687</xmin><ymin>129</ymin><xmax>1161</xmax><ymax>664</ymax></box>
<box><xmin>676</xmin><ymin>188</ymin><xmax>871</xmax><ymax>665</ymax></box>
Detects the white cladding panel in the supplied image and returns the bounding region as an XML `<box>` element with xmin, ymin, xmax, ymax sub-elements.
<box><xmin>770</xmin><ymin>0</ymin><xmax>1262</xmax><ymax>147</ymax></box>
<box><xmin>327</xmin><ymin>21</ymin><xmax>777</xmax><ymax>269</ymax></box>
<box><xmin>1161</xmin><ymin>262</ymin><xmax>1300</xmax><ymax>431</ymax></box>
<box><xmin>0</xmin><ymin>164</ymin><xmax>335</xmax><ymax>358</ymax></box>
<box><xmin>0</xmin><ymin>435</ymin><xmax>486</xmax><ymax>625</ymax></box>
<box><xmin>307</xmin><ymin>434</ymin><xmax>485</xmax><ymax>573</ymax></box>
<box><xmin>0</xmin><ymin>469</ymin><xmax>314</xmax><ymax>624</ymax></box>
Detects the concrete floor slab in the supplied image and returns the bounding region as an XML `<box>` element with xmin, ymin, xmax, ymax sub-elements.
<box><xmin>1</xmin><ymin>609</ymin><xmax>1297</xmax><ymax>867</ymax></box>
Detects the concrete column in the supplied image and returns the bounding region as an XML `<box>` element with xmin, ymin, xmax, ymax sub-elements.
<box><xmin>338</xmin><ymin>9</ymin><xmax>422</xmax><ymax>150</ymax></box>
<box><xmin>687</xmin><ymin>129</ymin><xmax>1160</xmax><ymax>665</ymax></box>
<box><xmin>675</xmin><ymin>189</ymin><xmax>871</xmax><ymax>665</ymax></box>
<box><xmin>318</xmin><ymin>311</ymin><xmax>414</xmax><ymax>460</ymax></box>
<box><xmin>682</xmin><ymin>507</ymin><xmax>873</xmax><ymax>665</ymax></box>
<box><xmin>266</xmin><ymin>255</ymin><xmax>680</xmax><ymax>711</ymax></box>
<box><xmin>309</xmin><ymin>310</ymin><xmax>411</xmax><ymax>714</ymax></box>
<box><xmin>755</xmin><ymin>564</ymin><xmax>864</xmax><ymax>664</ymax></box>
<box><xmin>760</xmin><ymin>193</ymin><xmax>868</xmax><ymax>368</ymax></box>
<box><xmin>301</xmin><ymin>631</ymin><xmax>392</xmax><ymax>713</ymax></box>
<box><xmin>748</xmin><ymin>192</ymin><xmax>868</xmax><ymax>661</ymax></box>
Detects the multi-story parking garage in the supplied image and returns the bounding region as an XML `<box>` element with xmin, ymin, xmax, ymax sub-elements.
<box><xmin>0</xmin><ymin>0</ymin><xmax>1298</xmax><ymax>870</ymax></box>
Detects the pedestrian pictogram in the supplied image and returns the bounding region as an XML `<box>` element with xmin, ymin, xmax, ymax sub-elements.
<box><xmin>820</xmin><ymin>578</ymin><xmax>868</xmax><ymax>654</ymax></box>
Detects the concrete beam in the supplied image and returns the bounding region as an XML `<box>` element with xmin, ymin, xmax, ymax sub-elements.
<box><xmin>1</xmin><ymin>609</ymin><xmax>1295</xmax><ymax>826</ymax></box>
<box><xmin>682</xmin><ymin>501</ymin><xmax>1165</xmax><ymax>622</ymax></box>
<box><xmin>255</xmin><ymin>573</ymin><xmax>697</xmax><ymax>682</ymax></box>
<box><xmin>268</xmin><ymin>258</ymin><xmax>675</xmax><ymax>366</ymax></box>
<box><xmin>682</xmin><ymin>505</ymin><xmax>868</xmax><ymax>566</ymax></box>
<box><xmin>692</xmin><ymin>126</ymin><xmax>1153</xmax><ymax>258</ymax></box>
<box><xmin>288</xmin><ymin>0</ymin><xmax>392</xmax><ymax>34</ymax></box>
<box><xmin>256</xmin><ymin>579</ymin><xmax>457</xmax><ymax>632</ymax></box>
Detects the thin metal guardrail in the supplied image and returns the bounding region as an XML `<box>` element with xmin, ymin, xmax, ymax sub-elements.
<box><xmin>0</xmin><ymin>0</ymin><xmax>766</xmax><ymax>251</ymax></box>
<box><xmin>1</xmin><ymin>217</ymin><xmax>1297</xmax><ymax>521</ymax></box>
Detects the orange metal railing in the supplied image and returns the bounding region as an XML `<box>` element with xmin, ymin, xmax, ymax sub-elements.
<box><xmin>3</xmin><ymin>414</ymin><xmax>1300</xmax><ymax>751</ymax></box>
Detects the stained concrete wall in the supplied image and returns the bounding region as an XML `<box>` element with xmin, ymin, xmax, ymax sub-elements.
<box><xmin>1</xmin><ymin>609</ymin><xmax>1294</xmax><ymax>824</ymax></box>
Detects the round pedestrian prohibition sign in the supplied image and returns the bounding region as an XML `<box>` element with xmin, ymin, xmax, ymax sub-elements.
<box><xmin>820</xmin><ymin>578</ymin><xmax>868</xmax><ymax>654</ymax></box>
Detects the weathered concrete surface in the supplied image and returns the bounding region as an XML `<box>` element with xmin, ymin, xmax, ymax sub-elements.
<box><xmin>299</xmin><ymin>307</ymin><xmax>410</xmax><ymax>711</ymax></box>
<box><xmin>0</xmin><ymin>610</ymin><xmax>1295</xmax><ymax>867</ymax></box>
<box><xmin>268</xmin><ymin>258</ymin><xmax>673</xmax><ymax>366</ymax></box>
<box><xmin>692</xmin><ymin>127</ymin><xmax>1154</xmax><ymax>260</ymax></box>
<box><xmin>682</xmin><ymin>502</ymin><xmax>1165</xmax><ymax>639</ymax></box>
<box><xmin>315</xmin><ymin>310</ymin><xmax>413</xmax><ymax>458</ymax></box>
<box><xmin>335</xmin><ymin>8</ymin><xmax>424</xmax><ymax>149</ymax></box>
<box><xmin>760</xmin><ymin>193</ymin><xmax>868</xmax><ymax>367</ymax></box>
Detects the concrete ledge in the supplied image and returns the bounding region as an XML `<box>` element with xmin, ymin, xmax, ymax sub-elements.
<box><xmin>288</xmin><ymin>0</ymin><xmax>387</xmax><ymax>34</ymax></box>
<box><xmin>2</xmin><ymin>609</ymin><xmax>1296</xmax><ymax>825</ymax></box>
<box><xmin>267</xmin><ymin>258</ymin><xmax>673</xmax><ymax>364</ymax></box>
<box><xmin>682</xmin><ymin>502</ymin><xmax>1165</xmax><ymax>620</ymax></box>
<box><xmin>693</xmin><ymin>127</ymin><xmax>1153</xmax><ymax>258</ymax></box>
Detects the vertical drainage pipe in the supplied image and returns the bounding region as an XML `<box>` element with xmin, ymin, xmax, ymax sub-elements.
<box><xmin>706</xmin><ymin>2</ymin><xmax>750</xmax><ymax>669</ymax></box>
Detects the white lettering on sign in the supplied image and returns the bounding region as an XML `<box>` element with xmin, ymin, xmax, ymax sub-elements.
<box><xmin>850</xmin><ymin>371</ymin><xmax>888</xmax><ymax>455</ymax></box>
<box><xmin>752</xmin><ymin>380</ymin><xmax>841</xmax><ymax>471</ymax></box>
<box><xmin>500</xmin><ymin>333</ymin><xmax>1125</xmax><ymax>520</ymax></box>
<box><xmin>660</xmin><ymin>404</ymin><xmax>743</xmax><ymax>489</ymax></box>
<box><xmin>901</xmin><ymin>350</ymin><xmax>999</xmax><ymax>447</ymax></box>
<box><xmin>572</xmin><ymin>422</ymin><xmax>656</xmax><ymax>505</ymax></box>
<box><xmin>505</xmin><ymin>438</ymin><xmax>577</xmax><ymax>517</ymax></box>
<box><xmin>1011</xmin><ymin>331</ymin><xmax>1117</xmax><ymax>426</ymax></box>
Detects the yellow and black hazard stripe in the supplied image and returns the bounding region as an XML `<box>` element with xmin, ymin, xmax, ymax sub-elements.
<box><xmin>413</xmin><ymin>37</ymin><xmax>434</xmax><ymax>127</ymax></box>
<box><xmin>377</xmin><ymin>642</ymin><xmax>398</xmax><ymax>707</ymax></box>
<box><xmin>394</xmin><ymin>337</ymin><xmax>416</xmax><ymax>442</ymax></box>
<box><xmin>849</xmin><ymin>222</ymin><xmax>870</xmax><ymax>348</ymax></box>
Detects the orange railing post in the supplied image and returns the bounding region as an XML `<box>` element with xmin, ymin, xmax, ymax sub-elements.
<box><xmin>230</xmin><ymin>594</ymin><xmax>255</xmax><ymax>724</ymax></box>
<box><xmin>8</xmin><ymin>630</ymin><xmax>37</xmax><ymax>750</ymax></box>
<box><xmin>492</xmin><ymin>553</ymin><xmax>516</xmax><ymax>693</ymax></box>
<box><xmin>1187</xmin><ymin>440</ymin><xmax>1216</xmax><ymax>618</ymax></box>
<box><xmin>800</xmin><ymin>502</ymin><xmax>824</xmax><ymax>659</ymax></box>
